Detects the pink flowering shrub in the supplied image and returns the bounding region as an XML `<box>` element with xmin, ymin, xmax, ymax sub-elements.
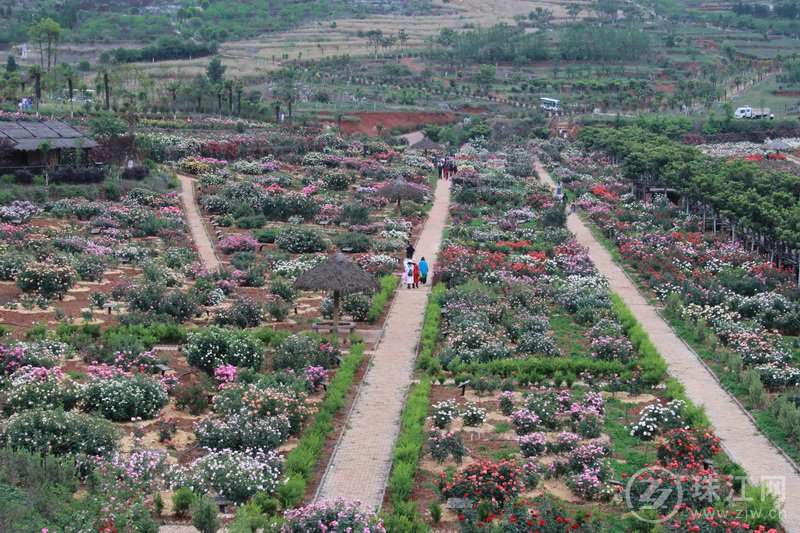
<box><xmin>214</xmin><ymin>364</ymin><xmax>238</xmax><ymax>385</ymax></box>
<box><xmin>281</xmin><ymin>498</ymin><xmax>386</xmax><ymax>532</ymax></box>
<box><xmin>218</xmin><ymin>234</ymin><xmax>258</xmax><ymax>253</ymax></box>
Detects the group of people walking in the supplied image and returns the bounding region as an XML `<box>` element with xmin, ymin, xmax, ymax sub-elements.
<box><xmin>435</xmin><ymin>154</ymin><xmax>458</xmax><ymax>180</ymax></box>
<box><xmin>403</xmin><ymin>242</ymin><xmax>429</xmax><ymax>289</ymax></box>
<box><xmin>17</xmin><ymin>97</ymin><xmax>32</xmax><ymax>112</ymax></box>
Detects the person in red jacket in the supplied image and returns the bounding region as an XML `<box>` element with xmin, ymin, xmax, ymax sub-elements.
<box><xmin>413</xmin><ymin>261</ymin><xmax>420</xmax><ymax>288</ymax></box>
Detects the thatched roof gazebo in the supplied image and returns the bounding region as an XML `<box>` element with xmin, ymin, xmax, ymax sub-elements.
<box><xmin>409</xmin><ymin>136</ymin><xmax>442</xmax><ymax>153</ymax></box>
<box><xmin>765</xmin><ymin>139</ymin><xmax>792</xmax><ymax>153</ymax></box>
<box><xmin>294</xmin><ymin>252</ymin><xmax>381</xmax><ymax>329</ymax></box>
<box><xmin>377</xmin><ymin>179</ymin><xmax>427</xmax><ymax>210</ymax></box>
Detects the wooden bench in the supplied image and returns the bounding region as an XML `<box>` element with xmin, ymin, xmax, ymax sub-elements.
<box><xmin>311</xmin><ymin>322</ymin><xmax>356</xmax><ymax>335</ymax></box>
<box><xmin>89</xmin><ymin>227</ymin><xmax>102</xmax><ymax>235</ymax></box>
<box><xmin>155</xmin><ymin>363</ymin><xmax>171</xmax><ymax>376</ymax></box>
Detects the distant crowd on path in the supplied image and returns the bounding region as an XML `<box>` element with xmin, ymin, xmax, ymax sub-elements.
<box><xmin>17</xmin><ymin>97</ymin><xmax>32</xmax><ymax>111</ymax></box>
<box><xmin>402</xmin><ymin>241</ymin><xmax>429</xmax><ymax>289</ymax></box>
<box><xmin>434</xmin><ymin>151</ymin><xmax>458</xmax><ymax>180</ymax></box>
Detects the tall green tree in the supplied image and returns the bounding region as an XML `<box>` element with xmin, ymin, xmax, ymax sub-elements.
<box><xmin>28</xmin><ymin>18</ymin><xmax>62</xmax><ymax>71</ymax></box>
<box><xmin>206</xmin><ymin>56</ymin><xmax>226</xmax><ymax>85</ymax></box>
<box><xmin>474</xmin><ymin>64</ymin><xmax>496</xmax><ymax>95</ymax></box>
<box><xmin>365</xmin><ymin>29</ymin><xmax>383</xmax><ymax>59</ymax></box>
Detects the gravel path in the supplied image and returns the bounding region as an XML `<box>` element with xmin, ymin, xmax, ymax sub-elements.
<box><xmin>179</xmin><ymin>173</ymin><xmax>221</xmax><ymax>271</ymax></box>
<box><xmin>535</xmin><ymin>156</ymin><xmax>799</xmax><ymax>531</ymax></box>
<box><xmin>314</xmin><ymin>179</ymin><xmax>452</xmax><ymax>510</ymax></box>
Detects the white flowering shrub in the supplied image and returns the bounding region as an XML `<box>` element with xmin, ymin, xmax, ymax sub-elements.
<box><xmin>185</xmin><ymin>327</ymin><xmax>265</xmax><ymax>372</ymax></box>
<box><xmin>195</xmin><ymin>409</ymin><xmax>291</xmax><ymax>452</ymax></box>
<box><xmin>1</xmin><ymin>409</ymin><xmax>117</xmax><ymax>456</ymax></box>
<box><xmin>430</xmin><ymin>400</ymin><xmax>459</xmax><ymax>429</ymax></box>
<box><xmin>461</xmin><ymin>403</ymin><xmax>487</xmax><ymax>427</ymax></box>
<box><xmin>173</xmin><ymin>448</ymin><xmax>284</xmax><ymax>503</ymax></box>
<box><xmin>81</xmin><ymin>374</ymin><xmax>168</xmax><ymax>421</ymax></box>
<box><xmin>630</xmin><ymin>400</ymin><xmax>685</xmax><ymax>440</ymax></box>
<box><xmin>231</xmin><ymin>160</ymin><xmax>264</xmax><ymax>175</ymax></box>
<box><xmin>5</xmin><ymin>366</ymin><xmax>76</xmax><ymax>413</ymax></box>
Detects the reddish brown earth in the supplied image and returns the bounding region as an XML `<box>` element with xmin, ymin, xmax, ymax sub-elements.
<box><xmin>695</xmin><ymin>38</ymin><xmax>717</xmax><ymax>51</ymax></box>
<box><xmin>774</xmin><ymin>90</ymin><xmax>800</xmax><ymax>97</ymax></box>
<box><xmin>400</xmin><ymin>57</ymin><xmax>425</xmax><ymax>72</ymax></box>
<box><xmin>653</xmin><ymin>83</ymin><xmax>677</xmax><ymax>93</ymax></box>
<box><xmin>319</xmin><ymin>111</ymin><xmax>458</xmax><ymax>135</ymax></box>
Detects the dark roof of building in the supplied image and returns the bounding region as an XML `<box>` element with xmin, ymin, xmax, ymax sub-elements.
<box><xmin>0</xmin><ymin>119</ymin><xmax>98</xmax><ymax>151</ymax></box>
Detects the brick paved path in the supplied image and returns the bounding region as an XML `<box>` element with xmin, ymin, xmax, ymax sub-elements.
<box><xmin>179</xmin><ymin>173</ymin><xmax>221</xmax><ymax>271</ymax></box>
<box><xmin>536</xmin><ymin>156</ymin><xmax>800</xmax><ymax>532</ymax></box>
<box><xmin>314</xmin><ymin>178</ymin><xmax>451</xmax><ymax>510</ymax></box>
<box><xmin>159</xmin><ymin>525</ymin><xmax>200</xmax><ymax>533</ymax></box>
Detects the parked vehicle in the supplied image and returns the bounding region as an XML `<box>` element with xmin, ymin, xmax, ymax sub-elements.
<box><xmin>540</xmin><ymin>97</ymin><xmax>562</xmax><ymax>112</ymax></box>
<box><xmin>734</xmin><ymin>106</ymin><xmax>773</xmax><ymax>119</ymax></box>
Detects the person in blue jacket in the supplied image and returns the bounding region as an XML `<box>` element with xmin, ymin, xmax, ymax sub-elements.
<box><xmin>418</xmin><ymin>257</ymin><xmax>429</xmax><ymax>284</ymax></box>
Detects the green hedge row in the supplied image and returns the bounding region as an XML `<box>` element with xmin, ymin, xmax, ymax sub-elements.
<box><xmin>367</xmin><ymin>276</ymin><xmax>400</xmax><ymax>323</ymax></box>
<box><xmin>277</xmin><ymin>340</ymin><xmax>365</xmax><ymax>508</ymax></box>
<box><xmin>382</xmin><ymin>377</ymin><xmax>431</xmax><ymax>533</ymax></box>
<box><xmin>611</xmin><ymin>294</ymin><xmax>668</xmax><ymax>385</ymax></box>
<box><xmin>415</xmin><ymin>283</ymin><xmax>445</xmax><ymax>372</ymax></box>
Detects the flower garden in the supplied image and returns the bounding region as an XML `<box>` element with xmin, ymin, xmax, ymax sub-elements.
<box><xmin>0</xmin><ymin>121</ymin><xmax>437</xmax><ymax>531</ymax></box>
<box><xmin>537</xmin><ymin>138</ymin><xmax>800</xmax><ymax>471</ymax></box>
<box><xmin>383</xmin><ymin>140</ymin><xmax>782</xmax><ymax>532</ymax></box>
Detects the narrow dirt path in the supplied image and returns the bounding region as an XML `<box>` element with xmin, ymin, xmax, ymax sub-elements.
<box><xmin>315</xmin><ymin>179</ymin><xmax>452</xmax><ymax>510</ymax></box>
<box><xmin>535</xmin><ymin>156</ymin><xmax>800</xmax><ymax>531</ymax></box>
<box><xmin>178</xmin><ymin>173</ymin><xmax>221</xmax><ymax>272</ymax></box>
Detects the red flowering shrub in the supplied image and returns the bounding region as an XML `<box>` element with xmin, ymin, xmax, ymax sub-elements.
<box><xmin>457</xmin><ymin>495</ymin><xmax>603</xmax><ymax>532</ymax></box>
<box><xmin>436</xmin><ymin>459</ymin><xmax>523</xmax><ymax>509</ymax></box>
<box><xmin>656</xmin><ymin>426</ymin><xmax>721</xmax><ymax>469</ymax></box>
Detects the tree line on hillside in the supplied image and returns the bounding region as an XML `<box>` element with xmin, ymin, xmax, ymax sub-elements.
<box><xmin>579</xmin><ymin>126</ymin><xmax>800</xmax><ymax>250</ymax></box>
<box><xmin>113</xmin><ymin>38</ymin><xmax>219</xmax><ymax>64</ymax></box>
<box><xmin>418</xmin><ymin>23</ymin><xmax>651</xmax><ymax>64</ymax></box>
<box><xmin>0</xmin><ymin>0</ymin><xmax>439</xmax><ymax>47</ymax></box>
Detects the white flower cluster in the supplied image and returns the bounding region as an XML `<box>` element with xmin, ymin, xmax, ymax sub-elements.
<box><xmin>171</xmin><ymin>448</ymin><xmax>284</xmax><ymax>504</ymax></box>
<box><xmin>630</xmin><ymin>400</ymin><xmax>685</xmax><ymax>440</ymax></box>
<box><xmin>461</xmin><ymin>403</ymin><xmax>487</xmax><ymax>427</ymax></box>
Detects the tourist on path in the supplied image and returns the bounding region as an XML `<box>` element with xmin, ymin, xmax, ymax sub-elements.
<box><xmin>418</xmin><ymin>257</ymin><xmax>429</xmax><ymax>284</ymax></box>
<box><xmin>413</xmin><ymin>261</ymin><xmax>420</xmax><ymax>288</ymax></box>
<box><xmin>406</xmin><ymin>241</ymin><xmax>415</xmax><ymax>259</ymax></box>
<box><xmin>570</xmin><ymin>200</ymin><xmax>576</xmax><ymax>214</ymax></box>
<box><xmin>404</xmin><ymin>259</ymin><xmax>416</xmax><ymax>289</ymax></box>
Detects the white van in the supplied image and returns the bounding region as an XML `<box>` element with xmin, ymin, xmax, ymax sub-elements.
<box><xmin>540</xmin><ymin>97</ymin><xmax>561</xmax><ymax>112</ymax></box>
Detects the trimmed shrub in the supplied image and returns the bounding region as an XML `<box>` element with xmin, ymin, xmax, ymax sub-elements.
<box><xmin>335</xmin><ymin>232</ymin><xmax>371</xmax><ymax>253</ymax></box>
<box><xmin>1</xmin><ymin>409</ymin><xmax>117</xmax><ymax>456</ymax></box>
<box><xmin>275</xmin><ymin>227</ymin><xmax>327</xmax><ymax>253</ymax></box>
<box><xmin>185</xmin><ymin>327</ymin><xmax>265</xmax><ymax>372</ymax></box>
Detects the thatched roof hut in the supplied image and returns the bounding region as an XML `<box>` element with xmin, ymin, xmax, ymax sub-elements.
<box><xmin>377</xmin><ymin>179</ymin><xmax>426</xmax><ymax>204</ymax></box>
<box><xmin>409</xmin><ymin>136</ymin><xmax>442</xmax><ymax>152</ymax></box>
<box><xmin>765</xmin><ymin>139</ymin><xmax>792</xmax><ymax>152</ymax></box>
<box><xmin>294</xmin><ymin>252</ymin><xmax>381</xmax><ymax>326</ymax></box>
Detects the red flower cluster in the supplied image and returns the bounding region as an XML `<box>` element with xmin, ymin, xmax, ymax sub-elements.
<box><xmin>436</xmin><ymin>459</ymin><xmax>523</xmax><ymax>509</ymax></box>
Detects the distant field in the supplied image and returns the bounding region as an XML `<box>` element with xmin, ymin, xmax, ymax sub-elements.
<box><xmin>136</xmin><ymin>0</ymin><xmax>583</xmax><ymax>81</ymax></box>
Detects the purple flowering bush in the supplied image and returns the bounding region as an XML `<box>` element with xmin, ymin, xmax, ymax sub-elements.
<box><xmin>0</xmin><ymin>200</ymin><xmax>41</xmax><ymax>222</ymax></box>
<box><xmin>280</xmin><ymin>498</ymin><xmax>386</xmax><ymax>532</ymax></box>
<box><xmin>218</xmin><ymin>234</ymin><xmax>258</xmax><ymax>253</ymax></box>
